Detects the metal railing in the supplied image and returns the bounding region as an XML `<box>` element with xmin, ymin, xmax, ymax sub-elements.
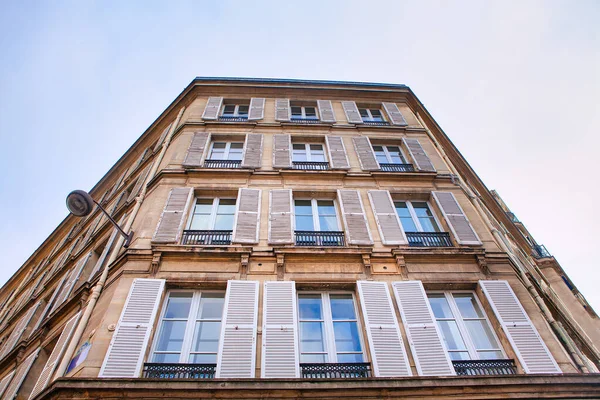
<box><xmin>181</xmin><ymin>230</ymin><xmax>232</xmax><ymax>245</ymax></box>
<box><xmin>143</xmin><ymin>363</ymin><xmax>216</xmax><ymax>379</ymax></box>
<box><xmin>300</xmin><ymin>363</ymin><xmax>372</xmax><ymax>379</ymax></box>
<box><xmin>295</xmin><ymin>231</ymin><xmax>345</xmax><ymax>247</ymax></box>
<box><xmin>379</xmin><ymin>163</ymin><xmax>415</xmax><ymax>172</ymax></box>
<box><xmin>203</xmin><ymin>159</ymin><xmax>242</xmax><ymax>169</ymax></box>
<box><xmin>292</xmin><ymin>161</ymin><xmax>330</xmax><ymax>170</ymax></box>
<box><xmin>532</xmin><ymin>244</ymin><xmax>552</xmax><ymax>259</ymax></box>
<box><xmin>452</xmin><ymin>359</ymin><xmax>517</xmax><ymax>376</ymax></box>
<box><xmin>290</xmin><ymin>117</ymin><xmax>321</xmax><ymax>124</ymax></box>
<box><xmin>406</xmin><ymin>232</ymin><xmax>453</xmax><ymax>247</ymax></box>
<box><xmin>218</xmin><ymin>116</ymin><xmax>248</xmax><ymax>122</ymax></box>
<box><xmin>361</xmin><ymin>120</ymin><xmax>389</xmax><ymax>126</ymax></box>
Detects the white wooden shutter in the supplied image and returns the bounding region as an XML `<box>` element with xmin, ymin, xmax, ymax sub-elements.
<box><xmin>268</xmin><ymin>189</ymin><xmax>293</xmax><ymax>244</ymax></box>
<box><xmin>479</xmin><ymin>280</ymin><xmax>561</xmax><ymax>374</ymax></box>
<box><xmin>201</xmin><ymin>97</ymin><xmax>223</xmax><ymax>120</ymax></box>
<box><xmin>357</xmin><ymin>281</ymin><xmax>411</xmax><ymax>377</ymax></box>
<box><xmin>272</xmin><ymin>134</ymin><xmax>291</xmax><ymax>168</ymax></box>
<box><xmin>325</xmin><ymin>136</ymin><xmax>350</xmax><ymax>169</ymax></box>
<box><xmin>182</xmin><ymin>132</ymin><xmax>211</xmax><ymax>168</ymax></box>
<box><xmin>126</xmin><ymin>164</ymin><xmax>151</xmax><ymax>203</ymax></box>
<box><xmin>402</xmin><ymin>138</ymin><xmax>435</xmax><ymax>172</ymax></box>
<box><xmin>232</xmin><ymin>188</ymin><xmax>261</xmax><ymax>244</ymax></box>
<box><xmin>110</xmin><ymin>170</ymin><xmax>127</xmax><ymax>197</ymax></box>
<box><xmin>0</xmin><ymin>302</ymin><xmax>41</xmax><ymax>361</ymax></box>
<box><xmin>261</xmin><ymin>281</ymin><xmax>299</xmax><ymax>378</ymax></box>
<box><xmin>99</xmin><ymin>278</ymin><xmax>165</xmax><ymax>378</ymax></box>
<box><xmin>342</xmin><ymin>101</ymin><xmax>362</xmax><ymax>123</ymax></box>
<box><xmin>216</xmin><ymin>280</ymin><xmax>259</xmax><ymax>378</ymax></box>
<box><xmin>154</xmin><ymin>123</ymin><xmax>172</xmax><ymax>152</ymax></box>
<box><xmin>248</xmin><ymin>98</ymin><xmax>265</xmax><ymax>120</ymax></box>
<box><xmin>3</xmin><ymin>349</ymin><xmax>39</xmax><ymax>400</ymax></box>
<box><xmin>32</xmin><ymin>275</ymin><xmax>67</xmax><ymax>333</ymax></box>
<box><xmin>88</xmin><ymin>215</ymin><xmax>125</xmax><ymax>281</ymax></box>
<box><xmin>382</xmin><ymin>102</ymin><xmax>408</xmax><ymax>126</ymax></box>
<box><xmin>275</xmin><ymin>98</ymin><xmax>290</xmax><ymax>121</ymax></box>
<box><xmin>0</xmin><ymin>371</ymin><xmax>15</xmax><ymax>398</ymax></box>
<box><xmin>317</xmin><ymin>100</ymin><xmax>336</xmax><ymax>123</ymax></box>
<box><xmin>352</xmin><ymin>137</ymin><xmax>380</xmax><ymax>171</ymax></box>
<box><xmin>368</xmin><ymin>190</ymin><xmax>407</xmax><ymax>245</ymax></box>
<box><xmin>392</xmin><ymin>281</ymin><xmax>455</xmax><ymax>376</ymax></box>
<box><xmin>337</xmin><ymin>190</ymin><xmax>373</xmax><ymax>245</ymax></box>
<box><xmin>28</xmin><ymin>312</ymin><xmax>81</xmax><ymax>400</ymax></box>
<box><xmin>432</xmin><ymin>191</ymin><xmax>481</xmax><ymax>245</ymax></box>
<box><xmin>241</xmin><ymin>134</ymin><xmax>263</xmax><ymax>169</ymax></box>
<box><xmin>152</xmin><ymin>187</ymin><xmax>194</xmax><ymax>243</ymax></box>
<box><xmin>50</xmin><ymin>252</ymin><xmax>91</xmax><ymax>314</ymax></box>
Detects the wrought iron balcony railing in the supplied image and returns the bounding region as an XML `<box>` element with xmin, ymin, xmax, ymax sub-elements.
<box><xmin>300</xmin><ymin>363</ymin><xmax>372</xmax><ymax>379</ymax></box>
<box><xmin>452</xmin><ymin>359</ymin><xmax>517</xmax><ymax>376</ymax></box>
<box><xmin>290</xmin><ymin>117</ymin><xmax>321</xmax><ymax>124</ymax></box>
<box><xmin>406</xmin><ymin>232</ymin><xmax>453</xmax><ymax>247</ymax></box>
<box><xmin>218</xmin><ymin>116</ymin><xmax>248</xmax><ymax>122</ymax></box>
<box><xmin>143</xmin><ymin>363</ymin><xmax>216</xmax><ymax>379</ymax></box>
<box><xmin>532</xmin><ymin>244</ymin><xmax>552</xmax><ymax>259</ymax></box>
<box><xmin>292</xmin><ymin>161</ymin><xmax>330</xmax><ymax>171</ymax></box>
<box><xmin>361</xmin><ymin>120</ymin><xmax>389</xmax><ymax>126</ymax></box>
<box><xmin>203</xmin><ymin>159</ymin><xmax>242</xmax><ymax>169</ymax></box>
<box><xmin>181</xmin><ymin>230</ymin><xmax>232</xmax><ymax>245</ymax></box>
<box><xmin>379</xmin><ymin>163</ymin><xmax>415</xmax><ymax>172</ymax></box>
<box><xmin>295</xmin><ymin>231</ymin><xmax>345</xmax><ymax>247</ymax></box>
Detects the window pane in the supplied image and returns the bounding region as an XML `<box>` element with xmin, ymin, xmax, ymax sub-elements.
<box><xmin>190</xmin><ymin>215</ymin><xmax>211</xmax><ymax>230</ymax></box>
<box><xmin>293</xmin><ymin>143</ymin><xmax>306</xmax><ymax>150</ymax></box>
<box><xmin>438</xmin><ymin>320</ymin><xmax>467</xmax><ymax>351</ymax></box>
<box><xmin>428</xmin><ymin>295</ymin><xmax>454</xmax><ymax>318</ymax></box>
<box><xmin>412</xmin><ymin>202</ymin><xmax>433</xmax><ymax>217</ymax></box>
<box><xmin>222</xmin><ymin>105</ymin><xmax>235</xmax><ymax>115</ymax></box>
<box><xmin>298</xmin><ymin>295</ymin><xmax>323</xmax><ymax>319</ymax></box>
<box><xmin>300</xmin><ymin>354</ymin><xmax>327</xmax><ymax>363</ymax></box>
<box><xmin>319</xmin><ymin>216</ymin><xmax>338</xmax><ymax>231</ymax></box>
<box><xmin>370</xmin><ymin>109</ymin><xmax>383</xmax><ymax>121</ymax></box>
<box><xmin>387</xmin><ymin>147</ymin><xmax>405</xmax><ymax>163</ymax></box>
<box><xmin>294</xmin><ymin>200</ymin><xmax>313</xmax><ymax>215</ymax></box>
<box><xmin>359</xmin><ymin>109</ymin><xmax>369</xmax><ymax>118</ymax></box>
<box><xmin>217</xmin><ymin>199</ymin><xmax>236</xmax><ymax>214</ymax></box>
<box><xmin>394</xmin><ymin>202</ymin><xmax>411</xmax><ymax>217</ymax></box>
<box><xmin>291</xmin><ymin>106</ymin><xmax>302</xmax><ymax>116</ymax></box>
<box><xmin>296</xmin><ymin>215</ymin><xmax>314</xmax><ymax>231</ymax></box>
<box><xmin>300</xmin><ymin>322</ymin><xmax>326</xmax><ymax>352</ymax></box>
<box><xmin>198</xmin><ymin>293</ymin><xmax>225</xmax><ymax>319</ymax></box>
<box><xmin>330</xmin><ymin>295</ymin><xmax>356</xmax><ymax>320</ymax></box>
<box><xmin>190</xmin><ymin>353</ymin><xmax>218</xmax><ymax>364</ymax></box>
<box><xmin>156</xmin><ymin>321</ymin><xmax>187</xmax><ymax>352</ymax></box>
<box><xmin>164</xmin><ymin>293</ymin><xmax>192</xmax><ymax>319</ymax></box>
<box><xmin>212</xmin><ymin>142</ymin><xmax>226</xmax><ymax>149</ymax></box>
<box><xmin>317</xmin><ymin>200</ymin><xmax>335</xmax><ymax>215</ymax></box>
<box><xmin>214</xmin><ymin>214</ymin><xmax>234</xmax><ymax>230</ymax></box>
<box><xmin>333</xmin><ymin>322</ymin><xmax>362</xmax><ymax>352</ymax></box>
<box><xmin>454</xmin><ymin>294</ymin><xmax>484</xmax><ymax>318</ymax></box>
<box><xmin>449</xmin><ymin>351</ymin><xmax>470</xmax><ymax>360</ymax></box>
<box><xmin>305</xmin><ymin>107</ymin><xmax>317</xmax><ymax>117</ymax></box>
<box><xmin>192</xmin><ymin>321</ymin><xmax>221</xmax><ymax>353</ymax></box>
<box><xmin>230</xmin><ymin>142</ymin><xmax>244</xmax><ymax>149</ymax></box>
<box><xmin>478</xmin><ymin>350</ymin><xmax>503</xmax><ymax>360</ymax></box>
<box><xmin>419</xmin><ymin>217</ymin><xmax>440</xmax><ymax>232</ymax></box>
<box><xmin>293</xmin><ymin>151</ymin><xmax>307</xmax><ymax>162</ymax></box>
<box><xmin>194</xmin><ymin>199</ymin><xmax>213</xmax><ymax>214</ymax></box>
<box><xmin>399</xmin><ymin>217</ymin><xmax>417</xmax><ymax>232</ymax></box>
<box><xmin>337</xmin><ymin>353</ymin><xmax>364</xmax><ymax>363</ymax></box>
<box><xmin>464</xmin><ymin>320</ymin><xmax>499</xmax><ymax>350</ymax></box>
<box><xmin>153</xmin><ymin>353</ymin><xmax>180</xmax><ymax>363</ymax></box>
<box><xmin>237</xmin><ymin>105</ymin><xmax>249</xmax><ymax>115</ymax></box>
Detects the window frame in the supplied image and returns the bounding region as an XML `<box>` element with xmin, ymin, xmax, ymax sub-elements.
<box><xmin>186</xmin><ymin>197</ymin><xmax>237</xmax><ymax>231</ymax></box>
<box><xmin>291</xmin><ymin>105</ymin><xmax>319</xmax><ymax>120</ymax></box>
<box><xmin>372</xmin><ymin>144</ymin><xmax>408</xmax><ymax>164</ymax></box>
<box><xmin>358</xmin><ymin>107</ymin><xmax>386</xmax><ymax>122</ymax></box>
<box><xmin>291</xmin><ymin>143</ymin><xmax>328</xmax><ymax>163</ymax></box>
<box><xmin>394</xmin><ymin>200</ymin><xmax>443</xmax><ymax>233</ymax></box>
<box><xmin>220</xmin><ymin>104</ymin><xmax>249</xmax><ymax>117</ymax></box>
<box><xmin>293</xmin><ymin>198</ymin><xmax>342</xmax><ymax>232</ymax></box>
<box><xmin>207</xmin><ymin>141</ymin><xmax>244</xmax><ymax>161</ymax></box>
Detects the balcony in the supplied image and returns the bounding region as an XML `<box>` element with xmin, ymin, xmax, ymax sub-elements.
<box><xmin>361</xmin><ymin>120</ymin><xmax>389</xmax><ymax>126</ymax></box>
<box><xmin>181</xmin><ymin>230</ymin><xmax>232</xmax><ymax>245</ymax></box>
<box><xmin>142</xmin><ymin>363</ymin><xmax>216</xmax><ymax>379</ymax></box>
<box><xmin>203</xmin><ymin>159</ymin><xmax>242</xmax><ymax>169</ymax></box>
<box><xmin>452</xmin><ymin>359</ymin><xmax>517</xmax><ymax>376</ymax></box>
<box><xmin>532</xmin><ymin>244</ymin><xmax>552</xmax><ymax>259</ymax></box>
<box><xmin>218</xmin><ymin>116</ymin><xmax>248</xmax><ymax>122</ymax></box>
<box><xmin>300</xmin><ymin>363</ymin><xmax>372</xmax><ymax>379</ymax></box>
<box><xmin>290</xmin><ymin>117</ymin><xmax>321</xmax><ymax>124</ymax></box>
<box><xmin>292</xmin><ymin>161</ymin><xmax>330</xmax><ymax>171</ymax></box>
<box><xmin>406</xmin><ymin>232</ymin><xmax>453</xmax><ymax>247</ymax></box>
<box><xmin>379</xmin><ymin>163</ymin><xmax>415</xmax><ymax>172</ymax></box>
<box><xmin>295</xmin><ymin>231</ymin><xmax>345</xmax><ymax>247</ymax></box>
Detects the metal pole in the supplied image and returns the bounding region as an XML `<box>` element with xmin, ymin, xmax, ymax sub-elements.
<box><xmin>92</xmin><ymin>200</ymin><xmax>133</xmax><ymax>247</ymax></box>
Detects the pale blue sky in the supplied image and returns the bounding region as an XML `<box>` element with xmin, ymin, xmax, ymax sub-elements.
<box><xmin>0</xmin><ymin>1</ymin><xmax>598</xmax><ymax>310</ymax></box>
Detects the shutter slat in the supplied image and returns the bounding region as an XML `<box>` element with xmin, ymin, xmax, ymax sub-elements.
<box><xmin>352</xmin><ymin>137</ymin><xmax>380</xmax><ymax>171</ymax></box>
<box><xmin>232</xmin><ymin>188</ymin><xmax>261</xmax><ymax>244</ymax></box>
<box><xmin>241</xmin><ymin>134</ymin><xmax>263</xmax><ymax>169</ymax></box>
<box><xmin>0</xmin><ymin>302</ymin><xmax>41</xmax><ymax>361</ymax></box>
<box><xmin>338</xmin><ymin>190</ymin><xmax>373</xmax><ymax>245</ymax></box>
<box><xmin>152</xmin><ymin>188</ymin><xmax>194</xmax><ymax>244</ymax></box>
<box><xmin>88</xmin><ymin>215</ymin><xmax>126</xmax><ymax>281</ymax></box>
<box><xmin>201</xmin><ymin>97</ymin><xmax>223</xmax><ymax>120</ymax></box>
<box><xmin>268</xmin><ymin>190</ymin><xmax>293</xmax><ymax>244</ymax></box>
<box><xmin>272</xmin><ymin>134</ymin><xmax>291</xmax><ymax>168</ymax></box>
<box><xmin>325</xmin><ymin>136</ymin><xmax>350</xmax><ymax>169</ymax></box>
<box><xmin>248</xmin><ymin>98</ymin><xmax>265</xmax><ymax>120</ymax></box>
<box><xmin>32</xmin><ymin>274</ymin><xmax>68</xmax><ymax>334</ymax></box>
<box><xmin>382</xmin><ymin>102</ymin><xmax>408</xmax><ymax>126</ymax></box>
<box><xmin>153</xmin><ymin>123</ymin><xmax>172</xmax><ymax>152</ymax></box>
<box><xmin>126</xmin><ymin>164</ymin><xmax>151</xmax><ymax>203</ymax></box>
<box><xmin>342</xmin><ymin>101</ymin><xmax>362</xmax><ymax>123</ymax></box>
<box><xmin>182</xmin><ymin>132</ymin><xmax>211</xmax><ymax>168</ymax></box>
<box><xmin>50</xmin><ymin>252</ymin><xmax>91</xmax><ymax>314</ymax></box>
<box><xmin>317</xmin><ymin>100</ymin><xmax>336</xmax><ymax>123</ymax></box>
<box><xmin>432</xmin><ymin>191</ymin><xmax>481</xmax><ymax>245</ymax></box>
<box><xmin>275</xmin><ymin>99</ymin><xmax>290</xmax><ymax>121</ymax></box>
<box><xmin>402</xmin><ymin>138</ymin><xmax>435</xmax><ymax>172</ymax></box>
<box><xmin>368</xmin><ymin>190</ymin><xmax>407</xmax><ymax>245</ymax></box>
<box><xmin>3</xmin><ymin>349</ymin><xmax>39</xmax><ymax>400</ymax></box>
<box><xmin>0</xmin><ymin>371</ymin><xmax>15</xmax><ymax>398</ymax></box>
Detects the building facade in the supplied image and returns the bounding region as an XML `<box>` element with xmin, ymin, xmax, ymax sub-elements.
<box><xmin>0</xmin><ymin>78</ymin><xmax>598</xmax><ymax>399</ymax></box>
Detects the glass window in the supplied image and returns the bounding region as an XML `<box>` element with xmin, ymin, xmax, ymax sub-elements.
<box><xmin>372</xmin><ymin>145</ymin><xmax>407</xmax><ymax>164</ymax></box>
<box><xmin>292</xmin><ymin>143</ymin><xmax>326</xmax><ymax>162</ymax></box>
<box><xmin>291</xmin><ymin>105</ymin><xmax>319</xmax><ymax>120</ymax></box>
<box><xmin>394</xmin><ymin>201</ymin><xmax>440</xmax><ymax>233</ymax></box>
<box><xmin>188</xmin><ymin>198</ymin><xmax>236</xmax><ymax>231</ymax></box>
<box><xmin>221</xmin><ymin>104</ymin><xmax>249</xmax><ymax>117</ymax></box>
<box><xmin>358</xmin><ymin>108</ymin><xmax>385</xmax><ymax>122</ymax></box>
<box><xmin>294</xmin><ymin>199</ymin><xmax>339</xmax><ymax>232</ymax></box>
<box><xmin>208</xmin><ymin>142</ymin><xmax>244</xmax><ymax>161</ymax></box>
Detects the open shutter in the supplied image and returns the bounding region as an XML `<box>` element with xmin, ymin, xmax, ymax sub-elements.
<box><xmin>152</xmin><ymin>187</ymin><xmax>194</xmax><ymax>244</ymax></box>
<box><xmin>382</xmin><ymin>102</ymin><xmax>408</xmax><ymax>126</ymax></box>
<box><xmin>182</xmin><ymin>132</ymin><xmax>211</xmax><ymax>168</ymax></box>
<box><xmin>342</xmin><ymin>101</ymin><xmax>362</xmax><ymax>123</ymax></box>
<box><xmin>392</xmin><ymin>281</ymin><xmax>455</xmax><ymax>376</ymax></box>
<box><xmin>317</xmin><ymin>100</ymin><xmax>336</xmax><ymax>123</ymax></box>
<box><xmin>216</xmin><ymin>280</ymin><xmax>259</xmax><ymax>378</ymax></box>
<box><xmin>50</xmin><ymin>252</ymin><xmax>91</xmax><ymax>314</ymax></box>
<box><xmin>241</xmin><ymin>134</ymin><xmax>263</xmax><ymax>169</ymax></box>
<box><xmin>357</xmin><ymin>281</ymin><xmax>411</xmax><ymax>377</ymax></box>
<box><xmin>232</xmin><ymin>188</ymin><xmax>261</xmax><ymax>244</ymax></box>
<box><xmin>261</xmin><ymin>281</ymin><xmax>299</xmax><ymax>378</ymax></box>
<box><xmin>201</xmin><ymin>97</ymin><xmax>223</xmax><ymax>120</ymax></box>
<box><xmin>3</xmin><ymin>349</ymin><xmax>39</xmax><ymax>400</ymax></box>
<box><xmin>268</xmin><ymin>189</ymin><xmax>293</xmax><ymax>244</ymax></box>
<box><xmin>352</xmin><ymin>137</ymin><xmax>379</xmax><ymax>171</ymax></box>
<box><xmin>0</xmin><ymin>303</ymin><xmax>41</xmax><ymax>360</ymax></box>
<box><xmin>88</xmin><ymin>215</ymin><xmax>125</xmax><ymax>281</ymax></box>
<box><xmin>368</xmin><ymin>190</ymin><xmax>407</xmax><ymax>245</ymax></box>
<box><xmin>99</xmin><ymin>278</ymin><xmax>165</xmax><ymax>378</ymax></box>
<box><xmin>110</xmin><ymin>170</ymin><xmax>127</xmax><ymax>197</ymax></box>
<box><xmin>402</xmin><ymin>138</ymin><xmax>435</xmax><ymax>172</ymax></box>
<box><xmin>275</xmin><ymin>98</ymin><xmax>290</xmax><ymax>121</ymax></box>
<box><xmin>248</xmin><ymin>98</ymin><xmax>265</xmax><ymax>120</ymax></box>
<box><xmin>325</xmin><ymin>136</ymin><xmax>350</xmax><ymax>169</ymax></box>
<box><xmin>272</xmin><ymin>134</ymin><xmax>291</xmax><ymax>169</ymax></box>
<box><xmin>154</xmin><ymin>123</ymin><xmax>172</xmax><ymax>152</ymax></box>
<box><xmin>432</xmin><ymin>191</ymin><xmax>481</xmax><ymax>245</ymax></box>
<box><xmin>28</xmin><ymin>312</ymin><xmax>81</xmax><ymax>400</ymax></box>
<box><xmin>337</xmin><ymin>190</ymin><xmax>373</xmax><ymax>245</ymax></box>
<box><xmin>32</xmin><ymin>275</ymin><xmax>67</xmax><ymax>333</ymax></box>
<box><xmin>479</xmin><ymin>280</ymin><xmax>561</xmax><ymax>374</ymax></box>
<box><xmin>126</xmin><ymin>164</ymin><xmax>151</xmax><ymax>203</ymax></box>
<box><xmin>0</xmin><ymin>371</ymin><xmax>15</xmax><ymax>398</ymax></box>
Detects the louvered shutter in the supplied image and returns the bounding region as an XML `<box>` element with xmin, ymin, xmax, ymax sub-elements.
<box><xmin>0</xmin><ymin>371</ymin><xmax>15</xmax><ymax>398</ymax></box>
<box><xmin>275</xmin><ymin>99</ymin><xmax>290</xmax><ymax>121</ymax></box>
<box><xmin>261</xmin><ymin>281</ymin><xmax>299</xmax><ymax>378</ymax></box>
<box><xmin>201</xmin><ymin>97</ymin><xmax>223</xmax><ymax>120</ymax></box>
<box><xmin>248</xmin><ymin>98</ymin><xmax>265</xmax><ymax>120</ymax></box>
<box><xmin>182</xmin><ymin>132</ymin><xmax>211</xmax><ymax>168</ymax></box>
<box><xmin>382</xmin><ymin>102</ymin><xmax>408</xmax><ymax>126</ymax></box>
<box><xmin>357</xmin><ymin>281</ymin><xmax>411</xmax><ymax>377</ymax></box>
<box><xmin>154</xmin><ymin>123</ymin><xmax>172</xmax><ymax>152</ymax></box>
<box><xmin>0</xmin><ymin>302</ymin><xmax>41</xmax><ymax>360</ymax></box>
<box><xmin>317</xmin><ymin>100</ymin><xmax>336</xmax><ymax>123</ymax></box>
<box><xmin>368</xmin><ymin>190</ymin><xmax>407</xmax><ymax>245</ymax></box>
<box><xmin>88</xmin><ymin>215</ymin><xmax>125</xmax><ymax>281</ymax></box>
<box><xmin>50</xmin><ymin>252</ymin><xmax>91</xmax><ymax>314</ymax></box>
<box><xmin>99</xmin><ymin>278</ymin><xmax>165</xmax><ymax>378</ymax></box>
<box><xmin>432</xmin><ymin>191</ymin><xmax>481</xmax><ymax>245</ymax></box>
<box><xmin>152</xmin><ymin>188</ymin><xmax>194</xmax><ymax>244</ymax></box>
<box><xmin>337</xmin><ymin>190</ymin><xmax>373</xmax><ymax>245</ymax></box>
<box><xmin>268</xmin><ymin>189</ymin><xmax>293</xmax><ymax>244</ymax></box>
<box><xmin>352</xmin><ymin>137</ymin><xmax>380</xmax><ymax>171</ymax></box>
<box><xmin>3</xmin><ymin>349</ymin><xmax>39</xmax><ymax>400</ymax></box>
<box><xmin>342</xmin><ymin>101</ymin><xmax>362</xmax><ymax>123</ymax></box>
<box><xmin>325</xmin><ymin>136</ymin><xmax>350</xmax><ymax>169</ymax></box>
<box><xmin>31</xmin><ymin>274</ymin><xmax>67</xmax><ymax>334</ymax></box>
<box><xmin>392</xmin><ymin>281</ymin><xmax>455</xmax><ymax>376</ymax></box>
<box><xmin>110</xmin><ymin>170</ymin><xmax>127</xmax><ymax>197</ymax></box>
<box><xmin>479</xmin><ymin>280</ymin><xmax>561</xmax><ymax>374</ymax></box>
<box><xmin>28</xmin><ymin>312</ymin><xmax>81</xmax><ymax>400</ymax></box>
<box><xmin>241</xmin><ymin>134</ymin><xmax>263</xmax><ymax>169</ymax></box>
<box><xmin>216</xmin><ymin>280</ymin><xmax>259</xmax><ymax>378</ymax></box>
<box><xmin>402</xmin><ymin>138</ymin><xmax>435</xmax><ymax>172</ymax></box>
<box><xmin>126</xmin><ymin>164</ymin><xmax>151</xmax><ymax>203</ymax></box>
<box><xmin>272</xmin><ymin>134</ymin><xmax>291</xmax><ymax>168</ymax></box>
<box><xmin>232</xmin><ymin>188</ymin><xmax>261</xmax><ymax>244</ymax></box>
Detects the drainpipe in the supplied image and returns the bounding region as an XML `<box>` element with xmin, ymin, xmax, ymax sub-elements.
<box><xmin>54</xmin><ymin>106</ymin><xmax>185</xmax><ymax>379</ymax></box>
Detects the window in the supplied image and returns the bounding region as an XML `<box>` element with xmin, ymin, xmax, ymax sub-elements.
<box><xmin>188</xmin><ymin>198</ymin><xmax>236</xmax><ymax>231</ymax></box>
<box><xmin>292</xmin><ymin>144</ymin><xmax>327</xmax><ymax>162</ymax></box>
<box><xmin>428</xmin><ymin>292</ymin><xmax>504</xmax><ymax>361</ymax></box>
<box><xmin>394</xmin><ymin>201</ymin><xmax>440</xmax><ymax>232</ymax></box>
<box><xmin>151</xmin><ymin>291</ymin><xmax>225</xmax><ymax>363</ymax></box>
<box><xmin>298</xmin><ymin>293</ymin><xmax>364</xmax><ymax>363</ymax></box>
<box><xmin>358</xmin><ymin>108</ymin><xmax>385</xmax><ymax>122</ymax></box>
<box><xmin>291</xmin><ymin>105</ymin><xmax>318</xmax><ymax>120</ymax></box>
<box><xmin>372</xmin><ymin>145</ymin><xmax>407</xmax><ymax>164</ymax></box>
<box><xmin>208</xmin><ymin>142</ymin><xmax>243</xmax><ymax>161</ymax></box>
<box><xmin>294</xmin><ymin>199</ymin><xmax>339</xmax><ymax>231</ymax></box>
<box><xmin>221</xmin><ymin>104</ymin><xmax>249</xmax><ymax>118</ymax></box>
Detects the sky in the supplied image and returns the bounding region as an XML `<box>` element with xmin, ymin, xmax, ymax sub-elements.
<box><xmin>0</xmin><ymin>1</ymin><xmax>599</xmax><ymax>311</ymax></box>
